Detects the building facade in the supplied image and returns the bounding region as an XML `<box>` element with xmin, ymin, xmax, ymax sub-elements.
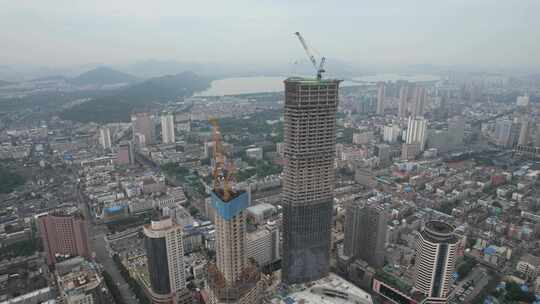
<box><xmin>343</xmin><ymin>201</ymin><xmax>387</xmax><ymax>268</ymax></box>
<box><xmin>206</xmin><ymin>190</ymin><xmax>261</xmax><ymax>304</ymax></box>
<box><xmin>376</xmin><ymin>82</ymin><xmax>385</xmax><ymax>115</ymax></box>
<box><xmin>411</xmin><ymin>87</ymin><xmax>427</xmax><ymax>117</ymax></box>
<box><xmin>37</xmin><ymin>212</ymin><xmax>90</xmax><ymax>266</ymax></box>
<box><xmin>99</xmin><ymin>127</ymin><xmax>112</xmax><ymax>150</ymax></box>
<box><xmin>132</xmin><ymin>112</ymin><xmax>156</xmax><ymax>146</ymax></box>
<box><xmin>398</xmin><ymin>85</ymin><xmax>409</xmax><ymax>118</ymax></box>
<box><xmin>161</xmin><ymin>112</ymin><xmax>176</xmax><ymax>144</ymax></box>
<box><xmin>414</xmin><ymin>221</ymin><xmax>458</xmax><ymax>303</ymax></box>
<box><xmin>495</xmin><ymin>119</ymin><xmax>519</xmax><ymax>148</ymax></box>
<box><xmin>282</xmin><ymin>77</ymin><xmax>340</xmax><ymax>284</ymax></box>
<box><xmin>406</xmin><ymin>116</ymin><xmax>428</xmax><ymax>152</ymax></box>
<box><xmin>518</xmin><ymin>116</ymin><xmax>530</xmax><ymax>146</ymax></box>
<box><xmin>246</xmin><ymin>223</ymin><xmax>280</xmax><ymax>268</ymax></box>
<box><xmin>143</xmin><ymin>213</ymin><xmax>188</xmax><ymax>304</ymax></box>
<box><xmin>383</xmin><ymin>124</ymin><xmax>401</xmax><ymax>144</ymax></box>
<box><xmin>116</xmin><ymin>141</ymin><xmax>134</xmax><ymax>165</ymax></box>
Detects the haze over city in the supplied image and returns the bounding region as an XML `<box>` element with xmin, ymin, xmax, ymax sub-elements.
<box><xmin>2</xmin><ymin>0</ymin><xmax>540</xmax><ymax>75</ymax></box>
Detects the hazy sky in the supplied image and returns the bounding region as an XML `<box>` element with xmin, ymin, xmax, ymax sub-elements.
<box><xmin>1</xmin><ymin>0</ymin><xmax>539</xmax><ymax>69</ymax></box>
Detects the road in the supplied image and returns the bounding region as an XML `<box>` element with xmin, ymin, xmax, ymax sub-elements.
<box><xmin>91</xmin><ymin>231</ymin><xmax>139</xmax><ymax>304</ymax></box>
<box><xmin>78</xmin><ymin>185</ymin><xmax>139</xmax><ymax>304</ymax></box>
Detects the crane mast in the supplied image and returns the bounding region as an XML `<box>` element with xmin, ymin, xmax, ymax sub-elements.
<box><xmin>209</xmin><ymin>117</ymin><xmax>234</xmax><ymax>201</ymax></box>
<box><xmin>294</xmin><ymin>31</ymin><xmax>326</xmax><ymax>80</ymax></box>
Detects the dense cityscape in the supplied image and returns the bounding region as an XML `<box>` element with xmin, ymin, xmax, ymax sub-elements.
<box><xmin>1</xmin><ymin>3</ymin><xmax>540</xmax><ymax>304</ymax></box>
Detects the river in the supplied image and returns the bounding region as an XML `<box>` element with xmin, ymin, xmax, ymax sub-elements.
<box><xmin>196</xmin><ymin>73</ymin><xmax>441</xmax><ymax>96</ymax></box>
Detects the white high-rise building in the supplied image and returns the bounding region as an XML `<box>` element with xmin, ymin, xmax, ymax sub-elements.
<box><xmin>99</xmin><ymin>127</ymin><xmax>112</xmax><ymax>150</ymax></box>
<box><xmin>376</xmin><ymin>82</ymin><xmax>385</xmax><ymax>115</ymax></box>
<box><xmin>518</xmin><ymin>117</ymin><xmax>530</xmax><ymax>146</ymax></box>
<box><xmin>383</xmin><ymin>124</ymin><xmax>401</xmax><ymax>143</ymax></box>
<box><xmin>246</xmin><ymin>223</ymin><xmax>280</xmax><ymax>268</ymax></box>
<box><xmin>495</xmin><ymin>119</ymin><xmax>518</xmax><ymax>148</ymax></box>
<box><xmin>143</xmin><ymin>213</ymin><xmax>188</xmax><ymax>303</ymax></box>
<box><xmin>414</xmin><ymin>221</ymin><xmax>458</xmax><ymax>303</ymax></box>
<box><xmin>161</xmin><ymin>112</ymin><xmax>176</xmax><ymax>144</ymax></box>
<box><xmin>517</xmin><ymin>95</ymin><xmax>530</xmax><ymax>107</ymax></box>
<box><xmin>406</xmin><ymin>116</ymin><xmax>428</xmax><ymax>151</ymax></box>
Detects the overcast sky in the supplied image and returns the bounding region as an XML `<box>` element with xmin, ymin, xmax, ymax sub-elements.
<box><xmin>1</xmin><ymin>0</ymin><xmax>539</xmax><ymax>69</ymax></box>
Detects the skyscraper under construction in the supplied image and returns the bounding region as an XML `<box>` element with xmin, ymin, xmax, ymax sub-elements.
<box><xmin>205</xmin><ymin>119</ymin><xmax>261</xmax><ymax>304</ymax></box>
<box><xmin>281</xmin><ymin>77</ymin><xmax>340</xmax><ymax>284</ymax></box>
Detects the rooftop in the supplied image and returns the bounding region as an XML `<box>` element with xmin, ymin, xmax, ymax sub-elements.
<box><xmin>520</xmin><ymin>254</ymin><xmax>540</xmax><ymax>267</ymax></box>
<box><xmin>56</xmin><ymin>258</ymin><xmax>102</xmax><ymax>299</ymax></box>
<box><xmin>425</xmin><ymin>220</ymin><xmax>455</xmax><ymax>235</ymax></box>
<box><xmin>246</xmin><ymin>203</ymin><xmax>276</xmax><ymax>215</ymax></box>
<box><xmin>285</xmin><ymin>77</ymin><xmax>342</xmax><ymax>84</ymax></box>
<box><xmin>279</xmin><ymin>273</ymin><xmax>373</xmax><ymax>304</ymax></box>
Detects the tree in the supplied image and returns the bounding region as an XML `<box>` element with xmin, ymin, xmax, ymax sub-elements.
<box><xmin>456</xmin><ymin>257</ymin><xmax>476</xmax><ymax>280</ymax></box>
<box><xmin>0</xmin><ymin>166</ymin><xmax>25</xmax><ymax>193</ymax></box>
<box><xmin>188</xmin><ymin>206</ymin><xmax>199</xmax><ymax>216</ymax></box>
<box><xmin>504</xmin><ymin>282</ymin><xmax>535</xmax><ymax>303</ymax></box>
<box><xmin>102</xmin><ymin>271</ymin><xmax>125</xmax><ymax>304</ymax></box>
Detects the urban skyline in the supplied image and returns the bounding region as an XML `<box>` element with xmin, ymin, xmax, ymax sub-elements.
<box><xmin>0</xmin><ymin>4</ymin><xmax>539</xmax><ymax>304</ymax></box>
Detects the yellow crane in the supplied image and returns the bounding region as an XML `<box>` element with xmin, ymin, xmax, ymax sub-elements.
<box><xmin>209</xmin><ymin>117</ymin><xmax>235</xmax><ymax>201</ymax></box>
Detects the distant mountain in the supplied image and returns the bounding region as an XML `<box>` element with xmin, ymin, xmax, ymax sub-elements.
<box><xmin>0</xmin><ymin>80</ymin><xmax>12</xmax><ymax>87</ymax></box>
<box><xmin>122</xmin><ymin>71</ymin><xmax>208</xmax><ymax>100</ymax></box>
<box><xmin>30</xmin><ymin>75</ymin><xmax>69</xmax><ymax>82</ymax></box>
<box><xmin>123</xmin><ymin>60</ymin><xmax>206</xmax><ymax>78</ymax></box>
<box><xmin>60</xmin><ymin>71</ymin><xmax>210</xmax><ymax>123</ymax></box>
<box><xmin>524</xmin><ymin>74</ymin><xmax>540</xmax><ymax>82</ymax></box>
<box><xmin>70</xmin><ymin>66</ymin><xmax>139</xmax><ymax>86</ymax></box>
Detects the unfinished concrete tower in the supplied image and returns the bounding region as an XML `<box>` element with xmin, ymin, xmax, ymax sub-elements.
<box><xmin>281</xmin><ymin>77</ymin><xmax>340</xmax><ymax>284</ymax></box>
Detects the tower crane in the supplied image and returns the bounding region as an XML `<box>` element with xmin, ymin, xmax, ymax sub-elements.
<box><xmin>294</xmin><ymin>31</ymin><xmax>326</xmax><ymax>80</ymax></box>
<box><xmin>209</xmin><ymin>117</ymin><xmax>235</xmax><ymax>201</ymax></box>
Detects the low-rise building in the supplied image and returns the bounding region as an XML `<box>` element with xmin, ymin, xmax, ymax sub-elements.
<box><xmin>517</xmin><ymin>254</ymin><xmax>540</xmax><ymax>280</ymax></box>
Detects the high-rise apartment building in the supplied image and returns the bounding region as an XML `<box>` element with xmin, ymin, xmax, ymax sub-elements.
<box><xmin>495</xmin><ymin>119</ymin><xmax>519</xmax><ymax>148</ymax></box>
<box><xmin>414</xmin><ymin>221</ymin><xmax>458</xmax><ymax>303</ymax></box>
<box><xmin>99</xmin><ymin>126</ymin><xmax>112</xmax><ymax>150</ymax></box>
<box><xmin>132</xmin><ymin>112</ymin><xmax>156</xmax><ymax>146</ymax></box>
<box><xmin>206</xmin><ymin>190</ymin><xmax>261</xmax><ymax>304</ymax></box>
<box><xmin>518</xmin><ymin>116</ymin><xmax>530</xmax><ymax>146</ymax></box>
<box><xmin>282</xmin><ymin>77</ymin><xmax>340</xmax><ymax>284</ymax></box>
<box><xmin>143</xmin><ymin>211</ymin><xmax>189</xmax><ymax>304</ymax></box>
<box><xmin>411</xmin><ymin>87</ymin><xmax>427</xmax><ymax>117</ymax></box>
<box><xmin>398</xmin><ymin>85</ymin><xmax>409</xmax><ymax>118</ymax></box>
<box><xmin>175</xmin><ymin>113</ymin><xmax>191</xmax><ymax>132</ymax></box>
<box><xmin>375</xmin><ymin>144</ymin><xmax>392</xmax><ymax>167</ymax></box>
<box><xmin>406</xmin><ymin>116</ymin><xmax>428</xmax><ymax>151</ymax></box>
<box><xmin>246</xmin><ymin>222</ymin><xmax>280</xmax><ymax>268</ymax></box>
<box><xmin>37</xmin><ymin>212</ymin><xmax>90</xmax><ymax>266</ymax></box>
<box><xmin>376</xmin><ymin>82</ymin><xmax>385</xmax><ymax>115</ymax></box>
<box><xmin>161</xmin><ymin>112</ymin><xmax>176</xmax><ymax>144</ymax></box>
<box><xmin>116</xmin><ymin>141</ymin><xmax>134</xmax><ymax>165</ymax></box>
<box><xmin>343</xmin><ymin>201</ymin><xmax>387</xmax><ymax>268</ymax></box>
<box><xmin>383</xmin><ymin>124</ymin><xmax>401</xmax><ymax>144</ymax></box>
<box><xmin>448</xmin><ymin>116</ymin><xmax>465</xmax><ymax>147</ymax></box>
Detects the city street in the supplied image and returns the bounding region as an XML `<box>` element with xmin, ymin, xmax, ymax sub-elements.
<box><xmin>78</xmin><ymin>185</ymin><xmax>139</xmax><ymax>304</ymax></box>
<box><xmin>91</xmin><ymin>231</ymin><xmax>139</xmax><ymax>304</ymax></box>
